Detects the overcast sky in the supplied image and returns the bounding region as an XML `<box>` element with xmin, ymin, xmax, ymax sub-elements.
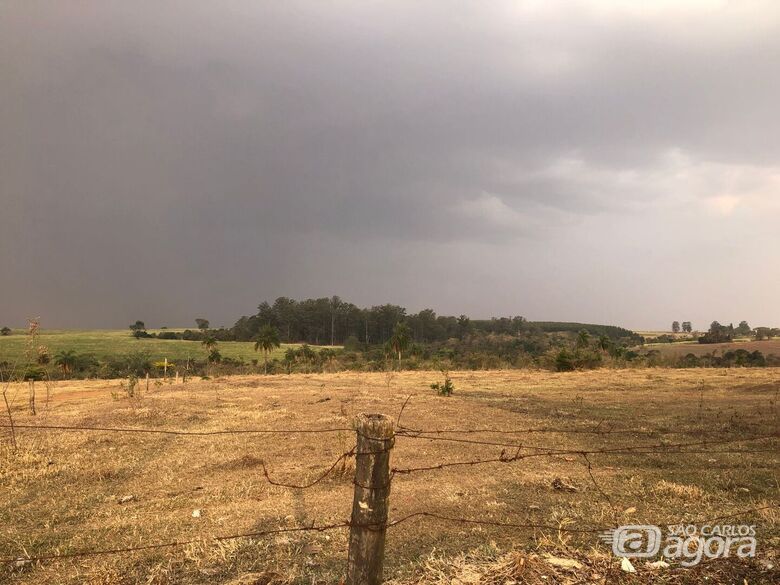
<box><xmin>1</xmin><ymin>1</ymin><xmax>778</xmax><ymax>331</ymax></box>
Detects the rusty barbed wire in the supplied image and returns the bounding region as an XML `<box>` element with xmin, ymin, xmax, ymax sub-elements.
<box><xmin>0</xmin><ymin>422</ymin><xmax>353</xmax><ymax>436</ymax></box>
<box><xmin>391</xmin><ymin>434</ymin><xmax>779</xmax><ymax>475</ymax></box>
<box><xmin>261</xmin><ymin>442</ymin><xmax>395</xmax><ymax>490</ymax></box>
<box><xmin>398</xmin><ymin>424</ymin><xmax>653</xmax><ymax>435</ymax></box>
<box><xmin>6</xmin><ymin>421</ymin><xmax>773</xmax><ymax>441</ymax></box>
<box><xmin>395</xmin><ymin>428</ymin><xmax>779</xmax><ymax>452</ymax></box>
<box><xmin>385</xmin><ymin>504</ymin><xmax>779</xmax><ymax>534</ymax></box>
<box><xmin>0</xmin><ymin>521</ymin><xmax>353</xmax><ymax>565</ymax></box>
<box><xmin>397</xmin><ymin>423</ymin><xmax>763</xmax><ymax>437</ymax></box>
<box><xmin>5</xmin><ymin>504</ymin><xmax>775</xmax><ymax>566</ymax></box>
<box><xmin>261</xmin><ymin>447</ymin><xmax>356</xmax><ymax>489</ymax></box>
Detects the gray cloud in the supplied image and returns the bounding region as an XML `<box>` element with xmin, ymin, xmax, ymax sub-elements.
<box><xmin>2</xmin><ymin>1</ymin><xmax>779</xmax><ymax>330</ymax></box>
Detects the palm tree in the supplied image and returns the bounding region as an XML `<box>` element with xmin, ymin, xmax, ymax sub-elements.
<box><xmin>254</xmin><ymin>325</ymin><xmax>281</xmax><ymax>374</ymax></box>
<box><xmin>389</xmin><ymin>322</ymin><xmax>411</xmax><ymax>361</ymax></box>
<box><xmin>54</xmin><ymin>349</ymin><xmax>78</xmax><ymax>377</ymax></box>
<box><xmin>283</xmin><ymin>347</ymin><xmax>297</xmax><ymax>374</ymax></box>
<box><xmin>201</xmin><ymin>335</ymin><xmax>217</xmax><ymax>352</ymax></box>
<box><xmin>598</xmin><ymin>335</ymin><xmax>612</xmax><ymax>353</ymax></box>
<box><xmin>201</xmin><ymin>336</ymin><xmax>218</xmax><ymax>374</ymax></box>
<box><xmin>576</xmin><ymin>329</ymin><xmax>590</xmax><ymax>349</ymax></box>
<box><xmin>330</xmin><ymin>295</ymin><xmax>341</xmax><ymax>347</ymax></box>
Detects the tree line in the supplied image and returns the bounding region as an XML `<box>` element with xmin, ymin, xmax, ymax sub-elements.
<box><xmin>698</xmin><ymin>321</ymin><xmax>780</xmax><ymax>344</ymax></box>
<box><xmin>228</xmin><ymin>296</ymin><xmax>642</xmax><ymax>346</ymax></box>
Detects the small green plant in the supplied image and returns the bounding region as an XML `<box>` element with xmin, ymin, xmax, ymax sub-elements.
<box><xmin>430</xmin><ymin>370</ymin><xmax>454</xmax><ymax>396</ymax></box>
<box><xmin>125</xmin><ymin>374</ymin><xmax>138</xmax><ymax>398</ymax></box>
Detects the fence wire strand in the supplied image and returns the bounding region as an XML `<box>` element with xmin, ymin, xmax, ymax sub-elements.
<box><xmin>391</xmin><ymin>434</ymin><xmax>778</xmax><ymax>475</ymax></box>
<box><xmin>4</xmin><ymin>505</ymin><xmax>775</xmax><ymax>566</ymax></box>
<box><xmin>1</xmin><ymin>522</ymin><xmax>353</xmax><ymax>565</ymax></box>
<box><xmin>0</xmin><ymin>422</ymin><xmax>352</xmax><ymax>436</ymax></box>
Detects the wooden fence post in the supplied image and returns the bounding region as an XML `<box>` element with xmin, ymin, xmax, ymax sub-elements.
<box><xmin>346</xmin><ymin>413</ymin><xmax>395</xmax><ymax>585</ymax></box>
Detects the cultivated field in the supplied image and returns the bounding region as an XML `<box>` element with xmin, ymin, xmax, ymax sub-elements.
<box><xmin>0</xmin><ymin>330</ymin><xmax>326</xmax><ymax>365</ymax></box>
<box><xmin>646</xmin><ymin>339</ymin><xmax>780</xmax><ymax>358</ymax></box>
<box><xmin>1</xmin><ymin>369</ymin><xmax>778</xmax><ymax>584</ymax></box>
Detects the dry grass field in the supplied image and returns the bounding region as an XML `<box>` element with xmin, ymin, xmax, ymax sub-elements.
<box><xmin>1</xmin><ymin>369</ymin><xmax>778</xmax><ymax>584</ymax></box>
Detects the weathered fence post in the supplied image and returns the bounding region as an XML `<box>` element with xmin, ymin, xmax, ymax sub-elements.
<box><xmin>346</xmin><ymin>413</ymin><xmax>395</xmax><ymax>585</ymax></box>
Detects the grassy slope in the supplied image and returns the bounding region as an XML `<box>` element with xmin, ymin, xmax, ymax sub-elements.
<box><xmin>0</xmin><ymin>329</ymin><xmax>330</xmax><ymax>364</ymax></box>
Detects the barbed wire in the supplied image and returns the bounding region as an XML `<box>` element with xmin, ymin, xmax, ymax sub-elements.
<box><xmin>4</xmin><ymin>504</ymin><xmax>775</xmax><ymax>566</ymax></box>
<box><xmin>261</xmin><ymin>442</ymin><xmax>395</xmax><ymax>489</ymax></box>
<box><xmin>391</xmin><ymin>434</ymin><xmax>779</xmax><ymax>475</ymax></box>
<box><xmin>386</xmin><ymin>504</ymin><xmax>779</xmax><ymax>534</ymax></box>
<box><xmin>262</xmin><ymin>447</ymin><xmax>356</xmax><ymax>489</ymax></box>
<box><xmin>5</xmin><ymin>422</ymin><xmax>775</xmax><ymax>442</ymax></box>
<box><xmin>397</xmin><ymin>423</ymin><xmax>774</xmax><ymax>437</ymax></box>
<box><xmin>0</xmin><ymin>422</ymin><xmax>353</xmax><ymax>436</ymax></box>
<box><xmin>580</xmin><ymin>451</ymin><xmax>619</xmax><ymax>523</ymax></box>
<box><xmin>399</xmin><ymin>424</ymin><xmax>659</xmax><ymax>436</ymax></box>
<box><xmin>0</xmin><ymin>521</ymin><xmax>353</xmax><ymax>565</ymax></box>
<box><xmin>255</xmin><ymin>436</ymin><xmax>777</xmax><ymax>491</ymax></box>
<box><xmin>394</xmin><ymin>429</ymin><xmax>779</xmax><ymax>453</ymax></box>
<box><xmin>4</xmin><ymin>423</ymin><xmax>775</xmax><ymax>488</ymax></box>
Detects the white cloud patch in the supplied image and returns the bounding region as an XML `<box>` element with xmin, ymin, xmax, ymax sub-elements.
<box><xmin>455</xmin><ymin>192</ymin><xmax>537</xmax><ymax>231</ymax></box>
<box><xmin>485</xmin><ymin>148</ymin><xmax>780</xmax><ymax>223</ymax></box>
<box><xmin>706</xmin><ymin>195</ymin><xmax>741</xmax><ymax>216</ymax></box>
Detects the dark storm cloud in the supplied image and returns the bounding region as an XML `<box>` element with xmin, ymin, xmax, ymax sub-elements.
<box><xmin>2</xmin><ymin>1</ymin><xmax>779</xmax><ymax>329</ymax></box>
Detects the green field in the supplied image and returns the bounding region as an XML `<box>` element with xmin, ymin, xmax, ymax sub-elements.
<box><xmin>0</xmin><ymin>329</ymin><xmax>325</xmax><ymax>365</ymax></box>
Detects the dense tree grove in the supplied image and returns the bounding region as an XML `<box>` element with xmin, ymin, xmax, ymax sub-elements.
<box><xmin>699</xmin><ymin>321</ymin><xmax>736</xmax><ymax>344</ymax></box>
<box><xmin>228</xmin><ymin>296</ymin><xmax>644</xmax><ymax>346</ymax></box>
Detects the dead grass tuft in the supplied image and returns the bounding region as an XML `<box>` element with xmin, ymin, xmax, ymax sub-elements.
<box><xmin>653</xmin><ymin>480</ymin><xmax>706</xmax><ymax>500</ymax></box>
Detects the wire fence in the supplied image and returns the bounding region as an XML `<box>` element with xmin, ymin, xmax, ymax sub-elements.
<box><xmin>1</xmin><ymin>409</ymin><xmax>778</xmax><ymax>571</ymax></box>
<box><xmin>3</xmin><ymin>506</ymin><xmax>775</xmax><ymax>565</ymax></box>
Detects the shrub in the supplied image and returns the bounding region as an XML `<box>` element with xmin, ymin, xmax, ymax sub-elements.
<box><xmin>125</xmin><ymin>374</ymin><xmax>139</xmax><ymax>398</ymax></box>
<box><xmin>156</xmin><ymin>331</ymin><xmax>180</xmax><ymax>340</ymax></box>
<box><xmin>105</xmin><ymin>351</ymin><xmax>153</xmax><ymax>378</ymax></box>
<box><xmin>35</xmin><ymin>345</ymin><xmax>50</xmax><ymax>365</ymax></box>
<box><xmin>555</xmin><ymin>349</ymin><xmax>576</xmax><ymax>372</ymax></box>
<box><xmin>23</xmin><ymin>366</ymin><xmax>46</xmax><ymax>381</ymax></box>
<box><xmin>343</xmin><ymin>335</ymin><xmax>362</xmax><ymax>351</ymax></box>
<box><xmin>430</xmin><ymin>370</ymin><xmax>454</xmax><ymax>396</ymax></box>
<box><xmin>679</xmin><ymin>353</ymin><xmax>701</xmax><ymax>368</ymax></box>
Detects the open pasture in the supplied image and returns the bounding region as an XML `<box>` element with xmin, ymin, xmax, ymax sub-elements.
<box><xmin>0</xmin><ymin>330</ymin><xmax>319</xmax><ymax>365</ymax></box>
<box><xmin>1</xmin><ymin>369</ymin><xmax>778</xmax><ymax>584</ymax></box>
